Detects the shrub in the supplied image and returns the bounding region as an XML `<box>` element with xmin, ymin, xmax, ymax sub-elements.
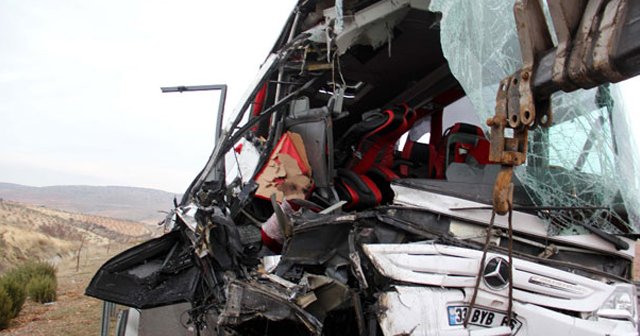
<box><xmin>18</xmin><ymin>261</ymin><xmax>56</xmax><ymax>279</ymax></box>
<box><xmin>0</xmin><ymin>260</ymin><xmax>57</xmax><ymax>328</ymax></box>
<box><xmin>0</xmin><ymin>274</ymin><xmax>26</xmax><ymax>318</ymax></box>
<box><xmin>14</xmin><ymin>261</ymin><xmax>57</xmax><ymax>284</ymax></box>
<box><xmin>0</xmin><ymin>286</ymin><xmax>13</xmax><ymax>330</ymax></box>
<box><xmin>26</xmin><ymin>275</ymin><xmax>56</xmax><ymax>303</ymax></box>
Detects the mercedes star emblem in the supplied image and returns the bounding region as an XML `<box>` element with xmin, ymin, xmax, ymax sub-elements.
<box><xmin>483</xmin><ymin>257</ymin><xmax>511</xmax><ymax>290</ymax></box>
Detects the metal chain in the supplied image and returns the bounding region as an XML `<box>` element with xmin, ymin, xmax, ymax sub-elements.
<box><xmin>463</xmin><ymin>210</ymin><xmax>496</xmax><ymax>328</ymax></box>
<box><xmin>464</xmin><ymin>203</ymin><xmax>516</xmax><ymax>332</ymax></box>
<box><xmin>507</xmin><ymin>203</ymin><xmax>514</xmax><ymax>329</ymax></box>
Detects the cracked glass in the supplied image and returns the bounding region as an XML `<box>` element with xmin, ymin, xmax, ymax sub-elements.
<box><xmin>430</xmin><ymin>0</ymin><xmax>640</xmax><ymax>234</ymax></box>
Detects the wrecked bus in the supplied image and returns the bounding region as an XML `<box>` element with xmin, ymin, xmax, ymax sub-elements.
<box><xmin>87</xmin><ymin>0</ymin><xmax>640</xmax><ymax>335</ymax></box>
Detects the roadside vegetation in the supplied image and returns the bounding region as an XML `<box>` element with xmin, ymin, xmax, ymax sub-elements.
<box><xmin>0</xmin><ymin>199</ymin><xmax>156</xmax><ymax>334</ymax></box>
<box><xmin>0</xmin><ymin>261</ymin><xmax>57</xmax><ymax>330</ymax></box>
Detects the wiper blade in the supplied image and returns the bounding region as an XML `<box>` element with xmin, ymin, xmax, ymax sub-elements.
<box><xmin>449</xmin><ymin>206</ymin><xmax>609</xmax><ymax>211</ymax></box>
<box><xmin>580</xmin><ymin>221</ymin><xmax>629</xmax><ymax>251</ymax></box>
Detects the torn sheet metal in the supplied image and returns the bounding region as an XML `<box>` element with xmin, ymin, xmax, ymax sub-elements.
<box><xmin>377</xmin><ymin>286</ymin><xmax>465</xmax><ymax>336</ymax></box>
<box><xmin>296</xmin><ymin>273</ymin><xmax>352</xmax><ymax>320</ymax></box>
<box><xmin>325</xmin><ymin>0</ymin><xmax>411</xmax><ymax>54</ymax></box>
<box><xmin>86</xmin><ymin>231</ymin><xmax>200</xmax><ymax>309</ymax></box>
<box><xmin>262</xmin><ymin>255</ymin><xmax>282</xmax><ymax>273</ymax></box>
<box><xmin>218</xmin><ymin>280</ymin><xmax>323</xmax><ymax>335</ymax></box>
<box><xmin>348</xmin><ymin>230</ymin><xmax>369</xmax><ymax>289</ymax></box>
<box><xmin>174</xmin><ymin>203</ymin><xmax>198</xmax><ymax>232</ymax></box>
<box><xmin>277</xmin><ymin>216</ymin><xmax>352</xmax><ymax>266</ymax></box>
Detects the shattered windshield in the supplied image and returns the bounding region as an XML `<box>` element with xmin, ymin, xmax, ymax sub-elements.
<box><xmin>430</xmin><ymin>0</ymin><xmax>640</xmax><ymax>234</ymax></box>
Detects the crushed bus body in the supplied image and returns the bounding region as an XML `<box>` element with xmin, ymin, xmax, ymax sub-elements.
<box><xmin>87</xmin><ymin>1</ymin><xmax>640</xmax><ymax>335</ymax></box>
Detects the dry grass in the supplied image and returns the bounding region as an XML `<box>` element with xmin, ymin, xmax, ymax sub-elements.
<box><xmin>0</xmin><ymin>226</ymin><xmax>79</xmax><ymax>274</ymax></box>
<box><xmin>27</xmin><ymin>205</ymin><xmax>153</xmax><ymax>237</ymax></box>
<box><xmin>0</xmin><ymin>200</ymin><xmax>155</xmax><ymax>240</ymax></box>
<box><xmin>0</xmin><ymin>243</ymin><xmax>132</xmax><ymax>336</ymax></box>
<box><xmin>0</xmin><ymin>200</ymin><xmax>157</xmax><ymax>273</ymax></box>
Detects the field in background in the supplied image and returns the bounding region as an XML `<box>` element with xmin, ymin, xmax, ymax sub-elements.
<box><xmin>0</xmin><ymin>199</ymin><xmax>158</xmax><ymax>274</ymax></box>
<box><xmin>0</xmin><ymin>182</ymin><xmax>179</xmax><ymax>225</ymax></box>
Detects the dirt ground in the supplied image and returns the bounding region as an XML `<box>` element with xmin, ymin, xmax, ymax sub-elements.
<box><xmin>0</xmin><ymin>243</ymin><xmax>130</xmax><ymax>336</ymax></box>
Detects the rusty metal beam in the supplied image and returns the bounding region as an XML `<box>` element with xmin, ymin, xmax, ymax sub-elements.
<box><xmin>533</xmin><ymin>0</ymin><xmax>640</xmax><ymax>96</ymax></box>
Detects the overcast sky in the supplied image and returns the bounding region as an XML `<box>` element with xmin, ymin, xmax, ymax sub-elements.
<box><xmin>2</xmin><ymin>1</ymin><xmax>640</xmax><ymax>194</ymax></box>
<box><xmin>0</xmin><ymin>0</ymin><xmax>296</xmax><ymax>193</ymax></box>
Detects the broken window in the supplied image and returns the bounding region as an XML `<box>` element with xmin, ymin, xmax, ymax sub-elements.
<box><xmin>430</xmin><ymin>0</ymin><xmax>640</xmax><ymax>234</ymax></box>
<box><xmin>224</xmin><ymin>136</ymin><xmax>260</xmax><ymax>186</ymax></box>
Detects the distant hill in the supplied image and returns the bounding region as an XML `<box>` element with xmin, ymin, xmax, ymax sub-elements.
<box><xmin>0</xmin><ymin>182</ymin><xmax>180</xmax><ymax>225</ymax></box>
<box><xmin>0</xmin><ymin>199</ymin><xmax>155</xmax><ymax>273</ymax></box>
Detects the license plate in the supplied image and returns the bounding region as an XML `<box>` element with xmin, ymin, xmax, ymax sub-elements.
<box><xmin>447</xmin><ymin>305</ymin><xmax>522</xmax><ymax>333</ymax></box>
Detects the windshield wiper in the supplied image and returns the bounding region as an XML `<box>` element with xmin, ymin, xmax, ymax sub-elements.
<box><xmin>449</xmin><ymin>205</ymin><xmax>608</xmax><ymax>211</ymax></box>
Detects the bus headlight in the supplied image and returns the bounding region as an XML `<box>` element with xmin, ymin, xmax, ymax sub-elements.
<box><xmin>596</xmin><ymin>284</ymin><xmax>637</xmax><ymax>324</ymax></box>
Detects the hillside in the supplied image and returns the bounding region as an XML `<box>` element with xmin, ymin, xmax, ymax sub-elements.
<box><xmin>0</xmin><ymin>199</ymin><xmax>156</xmax><ymax>273</ymax></box>
<box><xmin>0</xmin><ymin>182</ymin><xmax>180</xmax><ymax>224</ymax></box>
